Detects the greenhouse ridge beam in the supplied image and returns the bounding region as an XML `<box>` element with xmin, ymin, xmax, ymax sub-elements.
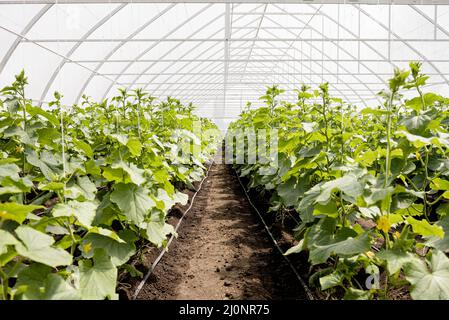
<box><xmin>138</xmin><ymin>6</ymin><xmax>262</xmax><ymax>104</ymax></box>
<box><xmin>0</xmin><ymin>0</ymin><xmax>446</xmax><ymax>4</ymax></box>
<box><xmin>23</xmin><ymin>38</ymin><xmax>449</xmax><ymax>43</ymax></box>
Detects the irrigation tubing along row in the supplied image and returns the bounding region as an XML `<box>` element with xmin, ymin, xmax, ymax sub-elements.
<box><xmin>132</xmin><ymin>160</ymin><xmax>215</xmax><ymax>300</ymax></box>
<box><xmin>234</xmin><ymin>170</ymin><xmax>315</xmax><ymax>300</ymax></box>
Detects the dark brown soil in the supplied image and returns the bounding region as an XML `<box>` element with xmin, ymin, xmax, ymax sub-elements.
<box><xmin>129</xmin><ymin>155</ymin><xmax>307</xmax><ymax>300</ymax></box>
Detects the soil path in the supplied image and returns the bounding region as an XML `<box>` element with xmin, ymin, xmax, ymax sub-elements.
<box><xmin>136</xmin><ymin>154</ymin><xmax>305</xmax><ymax>300</ymax></box>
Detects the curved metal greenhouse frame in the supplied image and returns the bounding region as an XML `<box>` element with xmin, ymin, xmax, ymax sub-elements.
<box><xmin>1</xmin><ymin>0</ymin><xmax>449</xmax><ymax>126</ymax></box>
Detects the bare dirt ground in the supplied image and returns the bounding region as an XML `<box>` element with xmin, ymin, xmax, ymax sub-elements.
<box><xmin>133</xmin><ymin>156</ymin><xmax>306</xmax><ymax>300</ymax></box>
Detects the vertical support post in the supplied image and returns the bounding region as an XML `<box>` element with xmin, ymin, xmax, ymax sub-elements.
<box><xmin>321</xmin><ymin>15</ymin><xmax>324</xmax><ymax>83</ymax></box>
<box><xmin>358</xmin><ymin>4</ymin><xmax>361</xmax><ymax>73</ymax></box>
<box><xmin>224</xmin><ymin>2</ymin><xmax>231</xmax><ymax>119</ymax></box>
<box><xmin>388</xmin><ymin>3</ymin><xmax>391</xmax><ymax>61</ymax></box>
<box><xmin>434</xmin><ymin>5</ymin><xmax>438</xmax><ymax>40</ymax></box>
<box><xmin>337</xmin><ymin>3</ymin><xmax>340</xmax><ymax>84</ymax></box>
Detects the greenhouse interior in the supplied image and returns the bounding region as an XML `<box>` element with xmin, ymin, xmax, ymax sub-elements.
<box><xmin>1</xmin><ymin>0</ymin><xmax>449</xmax><ymax>303</ymax></box>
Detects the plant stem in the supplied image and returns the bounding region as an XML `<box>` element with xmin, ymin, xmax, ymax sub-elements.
<box><xmin>60</xmin><ymin>106</ymin><xmax>67</xmax><ymax>204</ymax></box>
<box><xmin>384</xmin><ymin>93</ymin><xmax>394</xmax><ymax>189</ymax></box>
<box><xmin>0</xmin><ymin>267</ymin><xmax>9</xmax><ymax>300</ymax></box>
<box><xmin>66</xmin><ymin>217</ymin><xmax>76</xmax><ymax>256</ymax></box>
<box><xmin>423</xmin><ymin>146</ymin><xmax>430</xmax><ymax>221</ymax></box>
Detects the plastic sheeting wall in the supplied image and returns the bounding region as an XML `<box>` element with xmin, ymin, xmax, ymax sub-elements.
<box><xmin>1</xmin><ymin>2</ymin><xmax>449</xmax><ymax>129</ymax></box>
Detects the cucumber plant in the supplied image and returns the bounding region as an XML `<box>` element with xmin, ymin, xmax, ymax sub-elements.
<box><xmin>229</xmin><ymin>62</ymin><xmax>449</xmax><ymax>300</ymax></box>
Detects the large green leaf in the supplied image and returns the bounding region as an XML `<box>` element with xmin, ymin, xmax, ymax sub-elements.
<box><xmin>126</xmin><ymin>138</ymin><xmax>142</xmax><ymax>157</ymax></box>
<box><xmin>52</xmin><ymin>200</ymin><xmax>97</xmax><ymax>228</ymax></box>
<box><xmin>145</xmin><ymin>212</ymin><xmax>175</xmax><ymax>247</ymax></box>
<box><xmin>14</xmin><ymin>226</ymin><xmax>72</xmax><ymax>268</ymax></box>
<box><xmin>16</xmin><ymin>264</ymin><xmax>81</xmax><ymax>300</ymax></box>
<box><xmin>405</xmin><ymin>251</ymin><xmax>449</xmax><ymax>300</ymax></box>
<box><xmin>0</xmin><ymin>229</ymin><xmax>19</xmax><ymax>255</ymax></box>
<box><xmin>315</xmin><ymin>175</ymin><xmax>363</xmax><ymax>204</ymax></box>
<box><xmin>79</xmin><ymin>249</ymin><xmax>118</xmax><ymax>300</ymax></box>
<box><xmin>0</xmin><ymin>163</ymin><xmax>20</xmax><ymax>180</ymax></box>
<box><xmin>103</xmin><ymin>161</ymin><xmax>146</xmax><ymax>186</ymax></box>
<box><xmin>277</xmin><ymin>177</ymin><xmax>302</xmax><ymax>207</ymax></box>
<box><xmin>376</xmin><ymin>248</ymin><xmax>415</xmax><ymax>274</ymax></box>
<box><xmin>406</xmin><ymin>217</ymin><xmax>444</xmax><ymax>238</ymax></box>
<box><xmin>309</xmin><ymin>232</ymin><xmax>371</xmax><ymax>265</ymax></box>
<box><xmin>81</xmin><ymin>232</ymin><xmax>135</xmax><ymax>266</ymax></box>
<box><xmin>0</xmin><ymin>202</ymin><xmax>44</xmax><ymax>224</ymax></box>
<box><xmin>426</xmin><ymin>216</ymin><xmax>449</xmax><ymax>251</ymax></box>
<box><xmin>110</xmin><ymin>183</ymin><xmax>155</xmax><ymax>224</ymax></box>
<box><xmin>65</xmin><ymin>176</ymin><xmax>97</xmax><ymax>201</ymax></box>
<box><xmin>400</xmin><ymin>114</ymin><xmax>431</xmax><ymax>135</ymax></box>
<box><xmin>26</xmin><ymin>104</ymin><xmax>59</xmax><ymax>126</ymax></box>
<box><xmin>430</xmin><ymin>178</ymin><xmax>449</xmax><ymax>191</ymax></box>
<box><xmin>25</xmin><ymin>149</ymin><xmax>56</xmax><ymax>180</ymax></box>
<box><xmin>73</xmin><ymin>138</ymin><xmax>94</xmax><ymax>159</ymax></box>
<box><xmin>319</xmin><ymin>271</ymin><xmax>344</xmax><ymax>290</ymax></box>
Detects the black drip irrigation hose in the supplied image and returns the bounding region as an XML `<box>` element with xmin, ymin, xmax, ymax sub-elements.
<box><xmin>132</xmin><ymin>160</ymin><xmax>215</xmax><ymax>300</ymax></box>
<box><xmin>234</xmin><ymin>170</ymin><xmax>315</xmax><ymax>300</ymax></box>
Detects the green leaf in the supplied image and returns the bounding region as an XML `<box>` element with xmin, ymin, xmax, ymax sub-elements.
<box><xmin>79</xmin><ymin>249</ymin><xmax>118</xmax><ymax>300</ymax></box>
<box><xmin>26</xmin><ymin>150</ymin><xmax>56</xmax><ymax>180</ymax></box>
<box><xmin>85</xmin><ymin>159</ymin><xmax>101</xmax><ymax>177</ymax></box>
<box><xmin>406</xmin><ymin>93</ymin><xmax>443</xmax><ymax>111</ymax></box>
<box><xmin>173</xmin><ymin>191</ymin><xmax>188</xmax><ymax>206</ymax></box>
<box><xmin>126</xmin><ymin>138</ymin><xmax>142</xmax><ymax>157</ymax></box>
<box><xmin>406</xmin><ymin>217</ymin><xmax>444</xmax><ymax>238</ymax></box>
<box><xmin>405</xmin><ymin>251</ymin><xmax>449</xmax><ymax>300</ymax></box>
<box><xmin>364</xmin><ymin>187</ymin><xmax>394</xmax><ymax>206</ymax></box>
<box><xmin>39</xmin><ymin>181</ymin><xmax>65</xmax><ymax>191</ymax></box>
<box><xmin>64</xmin><ymin>176</ymin><xmax>97</xmax><ymax>201</ymax></box>
<box><xmin>277</xmin><ymin>177</ymin><xmax>301</xmax><ymax>207</ymax></box>
<box><xmin>145</xmin><ymin>212</ymin><xmax>175</xmax><ymax>247</ymax></box>
<box><xmin>14</xmin><ymin>226</ymin><xmax>72</xmax><ymax>268</ymax></box>
<box><xmin>110</xmin><ymin>183</ymin><xmax>155</xmax><ymax>224</ymax></box>
<box><xmin>73</xmin><ymin>139</ymin><xmax>94</xmax><ymax>159</ymax></box>
<box><xmin>426</xmin><ymin>216</ymin><xmax>449</xmax><ymax>251</ymax></box>
<box><xmin>396</xmin><ymin>130</ymin><xmax>441</xmax><ymax>148</ymax></box>
<box><xmin>107</xmin><ymin>161</ymin><xmax>146</xmax><ymax>186</ymax></box>
<box><xmin>122</xmin><ymin>264</ymin><xmax>143</xmax><ymax>278</ymax></box>
<box><xmin>0</xmin><ymin>163</ymin><xmax>20</xmax><ymax>180</ymax></box>
<box><xmin>313</xmin><ymin>201</ymin><xmax>338</xmax><ymax>218</ymax></box>
<box><xmin>109</xmin><ymin>134</ymin><xmax>128</xmax><ymax>146</ymax></box>
<box><xmin>320</xmin><ymin>271</ymin><xmax>344</xmax><ymax>290</ymax></box>
<box><xmin>87</xmin><ymin>227</ymin><xmax>125</xmax><ymax>243</ymax></box>
<box><xmin>16</xmin><ymin>263</ymin><xmax>81</xmax><ymax>300</ymax></box>
<box><xmin>52</xmin><ymin>200</ymin><xmax>97</xmax><ymax>228</ymax></box>
<box><xmin>0</xmin><ymin>230</ymin><xmax>19</xmax><ymax>255</ymax></box>
<box><xmin>400</xmin><ymin>114</ymin><xmax>431</xmax><ymax>135</ymax></box>
<box><xmin>315</xmin><ymin>175</ymin><xmax>363</xmax><ymax>204</ymax></box>
<box><xmin>0</xmin><ymin>202</ymin><xmax>44</xmax><ymax>224</ymax></box>
<box><xmin>284</xmin><ymin>239</ymin><xmax>304</xmax><ymax>256</ymax></box>
<box><xmin>358</xmin><ymin>206</ymin><xmax>381</xmax><ymax>219</ymax></box>
<box><xmin>376</xmin><ymin>248</ymin><xmax>415</xmax><ymax>274</ymax></box>
<box><xmin>309</xmin><ymin>232</ymin><xmax>371</xmax><ymax>265</ymax></box>
<box><xmin>344</xmin><ymin>288</ymin><xmax>372</xmax><ymax>300</ymax></box>
<box><xmin>26</xmin><ymin>104</ymin><xmax>59</xmax><ymax>126</ymax></box>
<box><xmin>430</xmin><ymin>178</ymin><xmax>449</xmax><ymax>191</ymax></box>
<box><xmin>82</xmin><ymin>232</ymin><xmax>135</xmax><ymax>266</ymax></box>
<box><xmin>43</xmin><ymin>273</ymin><xmax>81</xmax><ymax>300</ymax></box>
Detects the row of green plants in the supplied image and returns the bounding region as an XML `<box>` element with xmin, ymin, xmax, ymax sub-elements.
<box><xmin>229</xmin><ymin>62</ymin><xmax>449</xmax><ymax>299</ymax></box>
<box><xmin>0</xmin><ymin>71</ymin><xmax>220</xmax><ymax>300</ymax></box>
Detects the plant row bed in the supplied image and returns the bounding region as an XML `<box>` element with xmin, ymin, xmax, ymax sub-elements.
<box><xmin>0</xmin><ymin>71</ymin><xmax>220</xmax><ymax>300</ymax></box>
<box><xmin>229</xmin><ymin>62</ymin><xmax>449</xmax><ymax>300</ymax></box>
